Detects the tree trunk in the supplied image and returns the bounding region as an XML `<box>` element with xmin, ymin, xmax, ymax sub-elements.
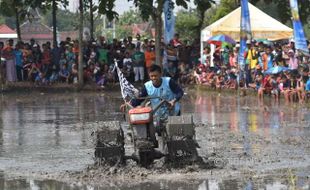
<box><xmin>196</xmin><ymin>11</ymin><xmax>205</xmax><ymax>42</ymax></box>
<box><xmin>78</xmin><ymin>0</ymin><xmax>84</xmax><ymax>87</ymax></box>
<box><xmin>0</xmin><ymin>51</ymin><xmax>3</xmax><ymax>87</ymax></box>
<box><xmin>52</xmin><ymin>0</ymin><xmax>57</xmax><ymax>46</ymax></box>
<box><xmin>89</xmin><ymin>0</ymin><xmax>94</xmax><ymax>41</ymax></box>
<box><xmin>154</xmin><ymin>16</ymin><xmax>162</xmax><ymax>66</ymax></box>
<box><xmin>15</xmin><ymin>7</ymin><xmax>21</xmax><ymax>41</ymax></box>
<box><xmin>154</xmin><ymin>0</ymin><xmax>164</xmax><ymax>66</ymax></box>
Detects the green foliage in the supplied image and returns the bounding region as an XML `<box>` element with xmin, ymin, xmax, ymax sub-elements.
<box><xmin>115</xmin><ymin>25</ymin><xmax>133</xmax><ymax>40</ymax></box>
<box><xmin>98</xmin><ymin>0</ymin><xmax>118</xmax><ymax>21</ymax></box>
<box><xmin>118</xmin><ymin>9</ymin><xmax>143</xmax><ymax>25</ymax></box>
<box><xmin>0</xmin><ymin>16</ymin><xmax>5</xmax><ymax>25</ymax></box>
<box><xmin>42</xmin><ymin>9</ymin><xmax>79</xmax><ymax>31</ymax></box>
<box><xmin>175</xmin><ymin>10</ymin><xmax>199</xmax><ymax>42</ymax></box>
<box><xmin>251</xmin><ymin>0</ymin><xmax>309</xmax><ymax>24</ymax></box>
<box><xmin>194</xmin><ymin>0</ymin><xmax>214</xmax><ymax>14</ymax></box>
<box><xmin>209</xmin><ymin>0</ymin><xmax>238</xmax><ymax>24</ymax></box>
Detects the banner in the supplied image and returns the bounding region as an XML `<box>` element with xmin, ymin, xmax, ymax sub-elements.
<box><xmin>114</xmin><ymin>62</ymin><xmax>139</xmax><ymax>101</ymax></box>
<box><xmin>164</xmin><ymin>0</ymin><xmax>175</xmax><ymax>44</ymax></box>
<box><xmin>289</xmin><ymin>0</ymin><xmax>309</xmax><ymax>55</ymax></box>
<box><xmin>238</xmin><ymin>0</ymin><xmax>252</xmax><ymax>65</ymax></box>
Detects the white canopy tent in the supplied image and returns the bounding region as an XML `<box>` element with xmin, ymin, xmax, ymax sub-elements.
<box><xmin>200</xmin><ymin>3</ymin><xmax>293</xmax><ymax>65</ymax></box>
<box><xmin>201</xmin><ymin>3</ymin><xmax>293</xmax><ymax>41</ymax></box>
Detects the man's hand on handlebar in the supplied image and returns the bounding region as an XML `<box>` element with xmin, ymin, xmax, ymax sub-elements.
<box><xmin>168</xmin><ymin>99</ymin><xmax>177</xmax><ymax>108</ymax></box>
<box><xmin>120</xmin><ymin>103</ymin><xmax>127</xmax><ymax>112</ymax></box>
<box><xmin>120</xmin><ymin>101</ymin><xmax>133</xmax><ymax>112</ymax></box>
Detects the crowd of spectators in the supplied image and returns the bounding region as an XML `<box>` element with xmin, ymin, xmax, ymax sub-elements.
<box><xmin>0</xmin><ymin>34</ymin><xmax>310</xmax><ymax>103</ymax></box>
<box><xmin>198</xmin><ymin>39</ymin><xmax>310</xmax><ymax>103</ymax></box>
<box><xmin>0</xmin><ymin>34</ymin><xmax>201</xmax><ymax>87</ymax></box>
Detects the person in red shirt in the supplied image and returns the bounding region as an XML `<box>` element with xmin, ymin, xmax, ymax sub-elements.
<box><xmin>41</xmin><ymin>43</ymin><xmax>51</xmax><ymax>73</ymax></box>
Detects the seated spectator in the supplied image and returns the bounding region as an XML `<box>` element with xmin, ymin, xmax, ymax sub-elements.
<box><xmin>106</xmin><ymin>64</ymin><xmax>116</xmax><ymax>83</ymax></box>
<box><xmin>224</xmin><ymin>69</ymin><xmax>238</xmax><ymax>89</ymax></box>
<box><xmin>258</xmin><ymin>74</ymin><xmax>272</xmax><ymax>99</ymax></box>
<box><xmin>215</xmin><ymin>71</ymin><xmax>224</xmax><ymax>90</ymax></box>
<box><xmin>34</xmin><ymin>71</ymin><xmax>46</xmax><ymax>86</ymax></box>
<box><xmin>295</xmin><ymin>74</ymin><xmax>305</xmax><ymax>103</ymax></box>
<box><xmin>178</xmin><ymin>62</ymin><xmax>189</xmax><ymax>85</ymax></box>
<box><xmin>289</xmin><ymin>75</ymin><xmax>298</xmax><ymax>102</ymax></box>
<box><xmin>59</xmin><ymin>64</ymin><xmax>70</xmax><ymax>83</ymax></box>
<box><xmin>48</xmin><ymin>65</ymin><xmax>59</xmax><ymax>84</ymax></box>
<box><xmin>27</xmin><ymin>63</ymin><xmax>41</xmax><ymax>82</ymax></box>
<box><xmin>305</xmin><ymin>75</ymin><xmax>310</xmax><ymax>101</ymax></box>
<box><xmin>165</xmin><ymin>61</ymin><xmax>178</xmax><ymax>80</ymax></box>
<box><xmin>270</xmin><ymin>75</ymin><xmax>279</xmax><ymax>102</ymax></box>
<box><xmin>71</xmin><ymin>63</ymin><xmax>78</xmax><ymax>84</ymax></box>
<box><xmin>94</xmin><ymin>65</ymin><xmax>106</xmax><ymax>87</ymax></box>
<box><xmin>198</xmin><ymin>71</ymin><xmax>208</xmax><ymax>85</ymax></box>
<box><xmin>280</xmin><ymin>75</ymin><xmax>291</xmax><ymax>102</ymax></box>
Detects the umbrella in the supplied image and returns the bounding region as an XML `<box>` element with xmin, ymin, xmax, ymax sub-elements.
<box><xmin>264</xmin><ymin>66</ymin><xmax>289</xmax><ymax>75</ymax></box>
<box><xmin>256</xmin><ymin>38</ymin><xmax>273</xmax><ymax>45</ymax></box>
<box><xmin>207</xmin><ymin>34</ymin><xmax>236</xmax><ymax>46</ymax></box>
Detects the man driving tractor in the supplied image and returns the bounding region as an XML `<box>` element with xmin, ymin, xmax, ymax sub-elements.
<box><xmin>129</xmin><ymin>64</ymin><xmax>184</xmax><ymax>117</ymax></box>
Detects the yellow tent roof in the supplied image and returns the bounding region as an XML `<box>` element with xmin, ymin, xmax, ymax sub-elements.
<box><xmin>201</xmin><ymin>3</ymin><xmax>293</xmax><ymax>41</ymax></box>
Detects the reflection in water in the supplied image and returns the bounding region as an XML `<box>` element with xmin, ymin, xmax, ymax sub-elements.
<box><xmin>0</xmin><ymin>93</ymin><xmax>124</xmax><ymax>174</ymax></box>
<box><xmin>0</xmin><ymin>177</ymin><xmax>308</xmax><ymax>190</ymax></box>
<box><xmin>190</xmin><ymin>92</ymin><xmax>310</xmax><ymax>132</ymax></box>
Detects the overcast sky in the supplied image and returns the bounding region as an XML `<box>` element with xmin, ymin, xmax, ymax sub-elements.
<box><xmin>68</xmin><ymin>0</ymin><xmax>198</xmax><ymax>14</ymax></box>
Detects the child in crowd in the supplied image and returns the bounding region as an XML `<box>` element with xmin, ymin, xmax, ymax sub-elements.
<box><xmin>59</xmin><ymin>64</ymin><xmax>70</xmax><ymax>83</ymax></box>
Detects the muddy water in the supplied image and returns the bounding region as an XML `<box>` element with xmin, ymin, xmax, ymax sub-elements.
<box><xmin>0</xmin><ymin>90</ymin><xmax>309</xmax><ymax>189</ymax></box>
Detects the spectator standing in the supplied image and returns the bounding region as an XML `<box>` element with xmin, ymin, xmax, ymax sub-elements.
<box><xmin>41</xmin><ymin>44</ymin><xmax>52</xmax><ymax>75</ymax></box>
<box><xmin>179</xmin><ymin>42</ymin><xmax>192</xmax><ymax>67</ymax></box>
<box><xmin>287</xmin><ymin>49</ymin><xmax>298</xmax><ymax>70</ymax></box>
<box><xmin>97</xmin><ymin>43</ymin><xmax>109</xmax><ymax>66</ymax></box>
<box><xmin>14</xmin><ymin>43</ymin><xmax>24</xmax><ymax>81</ymax></box>
<box><xmin>144</xmin><ymin>46</ymin><xmax>156</xmax><ymax>71</ymax></box>
<box><xmin>132</xmin><ymin>47</ymin><xmax>145</xmax><ymax>82</ymax></box>
<box><xmin>51</xmin><ymin>43</ymin><xmax>61</xmax><ymax>72</ymax></box>
<box><xmin>2</xmin><ymin>39</ymin><xmax>17</xmax><ymax>82</ymax></box>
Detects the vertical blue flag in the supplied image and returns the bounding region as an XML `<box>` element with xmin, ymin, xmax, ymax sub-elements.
<box><xmin>289</xmin><ymin>0</ymin><xmax>309</xmax><ymax>55</ymax></box>
<box><xmin>164</xmin><ymin>0</ymin><xmax>175</xmax><ymax>44</ymax></box>
<box><xmin>238</xmin><ymin>0</ymin><xmax>252</xmax><ymax>65</ymax></box>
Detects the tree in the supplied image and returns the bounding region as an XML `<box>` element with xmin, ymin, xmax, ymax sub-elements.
<box><xmin>115</xmin><ymin>9</ymin><xmax>145</xmax><ymax>39</ymax></box>
<box><xmin>42</xmin><ymin>9</ymin><xmax>79</xmax><ymax>31</ymax></box>
<box><xmin>42</xmin><ymin>0</ymin><xmax>69</xmax><ymax>46</ymax></box>
<box><xmin>118</xmin><ymin>9</ymin><xmax>143</xmax><ymax>26</ymax></box>
<box><xmin>0</xmin><ymin>16</ymin><xmax>5</xmax><ymax>25</ymax></box>
<box><xmin>78</xmin><ymin>0</ymin><xmax>84</xmax><ymax>87</ymax></box>
<box><xmin>231</xmin><ymin>0</ymin><xmax>310</xmax><ymax>24</ymax></box>
<box><xmin>83</xmin><ymin>0</ymin><xmax>98</xmax><ymax>41</ymax></box>
<box><xmin>98</xmin><ymin>0</ymin><xmax>191</xmax><ymax>66</ymax></box>
<box><xmin>175</xmin><ymin>11</ymin><xmax>199</xmax><ymax>42</ymax></box>
<box><xmin>0</xmin><ymin>0</ymin><xmax>28</xmax><ymax>41</ymax></box>
<box><xmin>209</xmin><ymin>0</ymin><xmax>238</xmax><ymax>24</ymax></box>
<box><xmin>193</xmin><ymin>0</ymin><xmax>214</xmax><ymax>41</ymax></box>
<box><xmin>0</xmin><ymin>0</ymin><xmax>53</xmax><ymax>41</ymax></box>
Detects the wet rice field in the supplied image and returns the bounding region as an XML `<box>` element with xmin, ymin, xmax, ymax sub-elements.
<box><xmin>0</xmin><ymin>88</ymin><xmax>309</xmax><ymax>189</ymax></box>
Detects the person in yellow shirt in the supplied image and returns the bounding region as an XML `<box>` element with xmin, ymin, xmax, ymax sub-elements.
<box><xmin>246</xmin><ymin>41</ymin><xmax>258</xmax><ymax>84</ymax></box>
<box><xmin>247</xmin><ymin>44</ymin><xmax>258</xmax><ymax>70</ymax></box>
